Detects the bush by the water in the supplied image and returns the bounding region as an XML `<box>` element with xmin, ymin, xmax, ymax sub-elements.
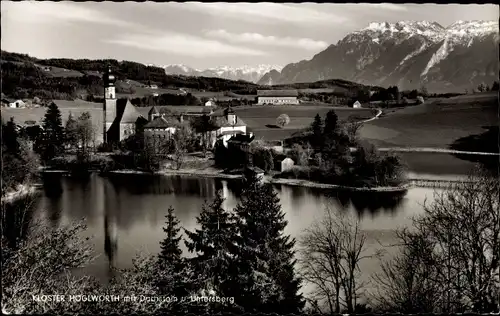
<box><xmin>49</xmin><ymin>155</ymin><xmax>115</xmax><ymax>173</ymax></box>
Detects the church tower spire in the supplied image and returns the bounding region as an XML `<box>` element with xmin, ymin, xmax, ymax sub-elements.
<box><xmin>103</xmin><ymin>65</ymin><xmax>117</xmax><ymax>144</ymax></box>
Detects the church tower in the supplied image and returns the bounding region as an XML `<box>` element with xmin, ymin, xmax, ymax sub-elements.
<box><xmin>103</xmin><ymin>66</ymin><xmax>117</xmax><ymax>144</ymax></box>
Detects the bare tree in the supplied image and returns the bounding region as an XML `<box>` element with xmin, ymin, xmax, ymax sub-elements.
<box><xmin>1</xmin><ymin>220</ymin><xmax>97</xmax><ymax>314</ymax></box>
<box><xmin>373</xmin><ymin>166</ymin><xmax>500</xmax><ymax>313</ymax></box>
<box><xmin>299</xmin><ymin>205</ymin><xmax>369</xmax><ymax>313</ymax></box>
<box><xmin>171</xmin><ymin>124</ymin><xmax>193</xmax><ymax>170</ymax></box>
<box><xmin>372</xmin><ymin>228</ymin><xmax>441</xmax><ymax>312</ymax></box>
<box><xmin>344</xmin><ymin>120</ymin><xmax>362</xmax><ymax>146</ymax></box>
<box><xmin>76</xmin><ymin>112</ymin><xmax>95</xmax><ymax>160</ymax></box>
<box><xmin>276</xmin><ymin>114</ymin><xmax>291</xmax><ymax>128</ymax></box>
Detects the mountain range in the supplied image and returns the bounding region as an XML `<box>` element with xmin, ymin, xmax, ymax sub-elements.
<box><xmin>258</xmin><ymin>20</ymin><xmax>499</xmax><ymax>93</ymax></box>
<box><xmin>159</xmin><ymin>64</ymin><xmax>283</xmax><ymax>84</ymax></box>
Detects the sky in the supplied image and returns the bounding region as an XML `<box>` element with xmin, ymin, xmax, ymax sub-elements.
<box><xmin>1</xmin><ymin>2</ymin><xmax>498</xmax><ymax>69</ymax></box>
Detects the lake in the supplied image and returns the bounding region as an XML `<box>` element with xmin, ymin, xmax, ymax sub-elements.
<box><xmin>7</xmin><ymin>172</ymin><xmax>440</xmax><ymax>298</ymax></box>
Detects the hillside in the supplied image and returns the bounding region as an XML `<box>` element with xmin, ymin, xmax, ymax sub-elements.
<box><xmin>258</xmin><ymin>20</ymin><xmax>499</xmax><ymax>93</ymax></box>
<box><xmin>1</xmin><ymin>51</ymin><xmax>381</xmax><ymax>101</ymax></box>
<box><xmin>0</xmin><ymin>51</ymin><xmax>263</xmax><ymax>100</ymax></box>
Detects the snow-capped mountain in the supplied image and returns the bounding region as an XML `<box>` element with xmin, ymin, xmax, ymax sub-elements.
<box><xmin>163</xmin><ymin>64</ymin><xmax>283</xmax><ymax>83</ymax></box>
<box><xmin>257</xmin><ymin>20</ymin><xmax>499</xmax><ymax>92</ymax></box>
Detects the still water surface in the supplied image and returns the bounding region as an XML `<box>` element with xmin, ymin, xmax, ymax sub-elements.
<box><xmin>24</xmin><ymin>173</ymin><xmax>438</xmax><ymax>294</ymax></box>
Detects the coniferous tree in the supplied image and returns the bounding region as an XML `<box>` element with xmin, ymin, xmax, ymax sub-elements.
<box><xmin>37</xmin><ymin>102</ymin><xmax>64</xmax><ymax>162</ymax></box>
<box><xmin>158</xmin><ymin>206</ymin><xmax>189</xmax><ymax>300</ymax></box>
<box><xmin>323</xmin><ymin>110</ymin><xmax>338</xmax><ymax>137</ymax></box>
<box><xmin>65</xmin><ymin>112</ymin><xmax>78</xmax><ymax>150</ymax></box>
<box><xmin>184</xmin><ymin>190</ymin><xmax>240</xmax><ymax>313</ymax></box>
<box><xmin>159</xmin><ymin>206</ymin><xmax>182</xmax><ymax>270</ymax></box>
<box><xmin>310</xmin><ymin>113</ymin><xmax>323</xmax><ymax>150</ymax></box>
<box><xmin>234</xmin><ymin>172</ymin><xmax>305</xmax><ymax>313</ymax></box>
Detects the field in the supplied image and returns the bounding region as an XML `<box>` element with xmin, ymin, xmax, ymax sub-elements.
<box><xmin>397</xmin><ymin>152</ymin><xmax>478</xmax><ymax>175</ymax></box>
<box><xmin>359</xmin><ymin>92</ymin><xmax>498</xmax><ymax>148</ymax></box>
<box><xmin>1</xmin><ymin>100</ymin><xmax>105</xmax><ymax>142</ymax></box>
<box><xmin>116</xmin><ymin>80</ymin><xmax>182</xmax><ymax>98</ymax></box>
<box><xmin>34</xmin><ymin>64</ymin><xmax>85</xmax><ymax>78</ymax></box>
<box><xmin>235</xmin><ymin>105</ymin><xmax>376</xmax><ymax>141</ymax></box>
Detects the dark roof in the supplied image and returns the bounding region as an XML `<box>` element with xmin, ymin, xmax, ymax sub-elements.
<box><xmin>246</xmin><ymin>166</ymin><xmax>265</xmax><ymax>174</ymax></box>
<box><xmin>212</xmin><ymin>115</ymin><xmax>246</xmax><ymax>128</ymax></box>
<box><xmin>274</xmin><ymin>154</ymin><xmax>288</xmax><ymax>162</ymax></box>
<box><xmin>138</xmin><ymin>106</ymin><xmax>215</xmax><ymax>117</ymax></box>
<box><xmin>257</xmin><ymin>90</ymin><xmax>298</xmax><ymax>97</ymax></box>
<box><xmin>1</xmin><ymin>98</ymin><xmax>15</xmax><ymax>103</ymax></box>
<box><xmin>219</xmin><ymin>130</ymin><xmax>245</xmax><ymax>136</ymax></box>
<box><xmin>143</xmin><ymin>116</ymin><xmax>179</xmax><ymax>129</ymax></box>
<box><xmin>116</xmin><ymin>99</ymin><xmax>141</xmax><ymax>124</ymax></box>
<box><xmin>228</xmin><ymin>134</ymin><xmax>254</xmax><ymax>144</ymax></box>
<box><xmin>148</xmin><ymin>106</ymin><xmax>160</xmax><ymax>116</ymax></box>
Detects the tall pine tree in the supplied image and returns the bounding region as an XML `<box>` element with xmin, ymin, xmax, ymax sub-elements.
<box><xmin>184</xmin><ymin>190</ymin><xmax>241</xmax><ymax>313</ymax></box>
<box><xmin>157</xmin><ymin>206</ymin><xmax>190</xmax><ymax>302</ymax></box>
<box><xmin>310</xmin><ymin>113</ymin><xmax>323</xmax><ymax>150</ymax></box>
<box><xmin>323</xmin><ymin>110</ymin><xmax>338</xmax><ymax>136</ymax></box>
<box><xmin>159</xmin><ymin>206</ymin><xmax>182</xmax><ymax>270</ymax></box>
<box><xmin>234</xmin><ymin>172</ymin><xmax>305</xmax><ymax>313</ymax></box>
<box><xmin>38</xmin><ymin>102</ymin><xmax>65</xmax><ymax>162</ymax></box>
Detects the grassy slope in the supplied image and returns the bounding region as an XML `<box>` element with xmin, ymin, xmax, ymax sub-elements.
<box><xmin>235</xmin><ymin>105</ymin><xmax>376</xmax><ymax>140</ymax></box>
<box><xmin>1</xmin><ymin>100</ymin><xmax>105</xmax><ymax>141</ymax></box>
<box><xmin>359</xmin><ymin>92</ymin><xmax>498</xmax><ymax>148</ymax></box>
<box><xmin>358</xmin><ymin>92</ymin><xmax>499</xmax><ymax>175</ymax></box>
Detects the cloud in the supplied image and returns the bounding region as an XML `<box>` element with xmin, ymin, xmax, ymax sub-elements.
<box><xmin>170</xmin><ymin>3</ymin><xmax>349</xmax><ymax>25</ymax></box>
<box><xmin>1</xmin><ymin>1</ymin><xmax>137</xmax><ymax>28</ymax></box>
<box><xmin>104</xmin><ymin>32</ymin><xmax>267</xmax><ymax>57</ymax></box>
<box><xmin>204</xmin><ymin>30</ymin><xmax>329</xmax><ymax>51</ymax></box>
<box><xmin>364</xmin><ymin>3</ymin><xmax>408</xmax><ymax>11</ymax></box>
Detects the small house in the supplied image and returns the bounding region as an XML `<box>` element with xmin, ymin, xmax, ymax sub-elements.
<box><xmin>245</xmin><ymin>166</ymin><xmax>265</xmax><ymax>181</ymax></box>
<box><xmin>1</xmin><ymin>97</ymin><xmax>14</xmax><ymax>107</ymax></box>
<box><xmin>205</xmin><ymin>99</ymin><xmax>216</xmax><ymax>107</ymax></box>
<box><xmin>274</xmin><ymin>155</ymin><xmax>295</xmax><ymax>172</ymax></box>
<box><xmin>9</xmin><ymin>100</ymin><xmax>26</xmax><ymax>108</ymax></box>
<box><xmin>352</xmin><ymin>100</ymin><xmax>362</xmax><ymax>108</ymax></box>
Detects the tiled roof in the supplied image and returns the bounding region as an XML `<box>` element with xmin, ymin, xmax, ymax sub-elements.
<box><xmin>143</xmin><ymin>116</ymin><xmax>178</xmax><ymax>129</ymax></box>
<box><xmin>257</xmin><ymin>89</ymin><xmax>299</xmax><ymax>97</ymax></box>
<box><xmin>138</xmin><ymin>105</ymin><xmax>215</xmax><ymax>116</ymax></box>
<box><xmin>212</xmin><ymin>115</ymin><xmax>246</xmax><ymax>128</ymax></box>
<box><xmin>116</xmin><ymin>98</ymin><xmax>141</xmax><ymax>123</ymax></box>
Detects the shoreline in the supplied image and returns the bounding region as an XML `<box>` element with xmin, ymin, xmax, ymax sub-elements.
<box><xmin>108</xmin><ymin>168</ymin><xmax>473</xmax><ymax>191</ymax></box>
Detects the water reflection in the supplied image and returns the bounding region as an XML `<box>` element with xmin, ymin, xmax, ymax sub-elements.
<box><xmin>28</xmin><ymin>173</ymin><xmax>432</xmax><ymax>280</ymax></box>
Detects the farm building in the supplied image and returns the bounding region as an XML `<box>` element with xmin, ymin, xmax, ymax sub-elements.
<box><xmin>205</xmin><ymin>99</ymin><xmax>216</xmax><ymax>107</ymax></box>
<box><xmin>9</xmin><ymin>100</ymin><xmax>26</xmax><ymax>108</ymax></box>
<box><xmin>352</xmin><ymin>100</ymin><xmax>362</xmax><ymax>108</ymax></box>
<box><xmin>257</xmin><ymin>90</ymin><xmax>299</xmax><ymax>105</ymax></box>
<box><xmin>274</xmin><ymin>155</ymin><xmax>295</xmax><ymax>172</ymax></box>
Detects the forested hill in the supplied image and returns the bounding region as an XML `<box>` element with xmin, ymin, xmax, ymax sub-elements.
<box><xmin>1</xmin><ymin>50</ymin><xmax>380</xmax><ymax>101</ymax></box>
<box><xmin>0</xmin><ymin>51</ymin><xmax>263</xmax><ymax>100</ymax></box>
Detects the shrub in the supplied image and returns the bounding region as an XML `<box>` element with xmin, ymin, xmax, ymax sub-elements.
<box><xmin>276</xmin><ymin>114</ymin><xmax>291</xmax><ymax>128</ymax></box>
